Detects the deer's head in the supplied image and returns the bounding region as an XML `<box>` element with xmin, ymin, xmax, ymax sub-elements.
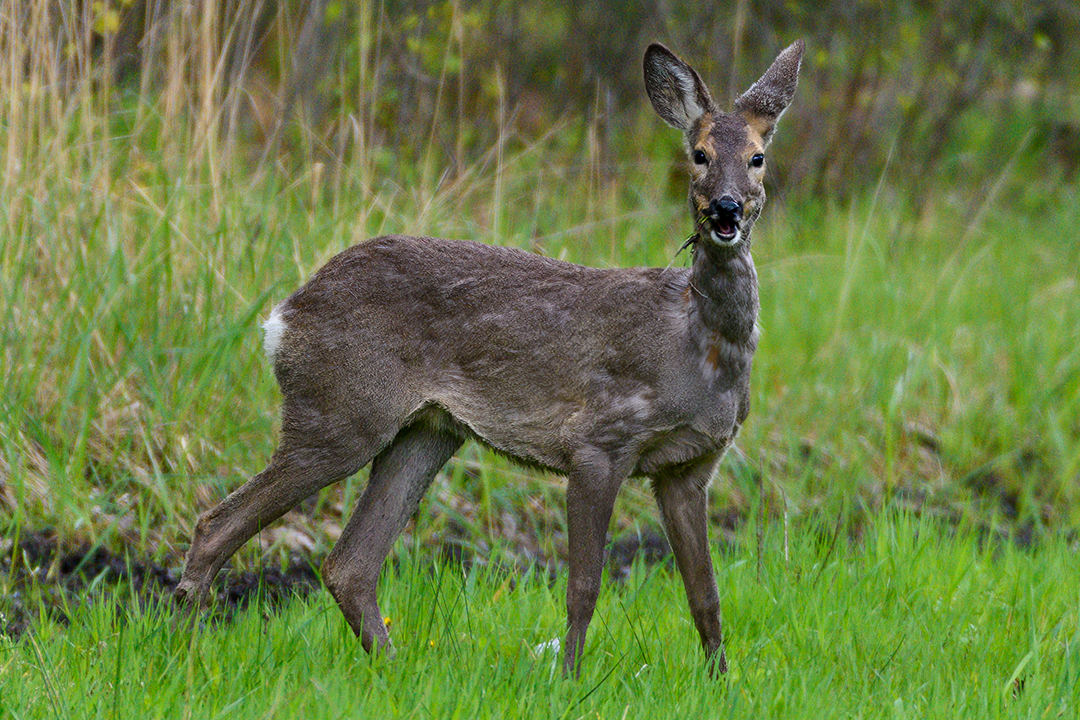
<box><xmin>644</xmin><ymin>41</ymin><xmax>804</xmax><ymax>250</ymax></box>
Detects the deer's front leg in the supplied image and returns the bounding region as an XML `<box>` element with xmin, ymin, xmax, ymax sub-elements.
<box><xmin>562</xmin><ymin>453</ymin><xmax>629</xmax><ymax>677</ymax></box>
<box><xmin>652</xmin><ymin>454</ymin><xmax>727</xmax><ymax>674</ymax></box>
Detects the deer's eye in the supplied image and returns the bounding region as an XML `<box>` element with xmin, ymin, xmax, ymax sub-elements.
<box><xmin>750</xmin><ymin>153</ymin><xmax>765</xmax><ymax>168</ymax></box>
<box><xmin>692</xmin><ymin>149</ymin><xmax>709</xmax><ymax>165</ymax></box>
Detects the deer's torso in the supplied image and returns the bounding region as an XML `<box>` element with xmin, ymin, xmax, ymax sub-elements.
<box><xmin>276</xmin><ymin>235</ymin><xmax>758</xmax><ymax>478</ymax></box>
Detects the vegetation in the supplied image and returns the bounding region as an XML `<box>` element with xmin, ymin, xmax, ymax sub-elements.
<box><xmin>3</xmin><ymin>515</ymin><xmax>1078</xmax><ymax>718</ymax></box>
<box><xmin>0</xmin><ymin>1</ymin><xmax>1078</xmax><ymax>715</ymax></box>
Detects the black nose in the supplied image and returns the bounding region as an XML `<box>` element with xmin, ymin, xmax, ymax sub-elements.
<box><xmin>710</xmin><ymin>196</ymin><xmax>742</xmax><ymax>219</ymax></box>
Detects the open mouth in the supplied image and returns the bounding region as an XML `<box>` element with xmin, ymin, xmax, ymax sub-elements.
<box><xmin>704</xmin><ymin>208</ymin><xmax>741</xmax><ymax>245</ymax></box>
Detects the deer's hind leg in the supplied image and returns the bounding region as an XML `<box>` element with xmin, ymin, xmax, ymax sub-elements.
<box><xmin>322</xmin><ymin>422</ymin><xmax>462</xmax><ymax>653</ymax></box>
<box><xmin>176</xmin><ymin>393</ymin><xmax>408</xmax><ymax>610</ymax></box>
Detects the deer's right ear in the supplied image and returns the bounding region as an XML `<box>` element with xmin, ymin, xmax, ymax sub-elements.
<box><xmin>644</xmin><ymin>43</ymin><xmax>715</xmax><ymax>131</ymax></box>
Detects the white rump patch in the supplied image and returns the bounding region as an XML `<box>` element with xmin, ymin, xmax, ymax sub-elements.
<box><xmin>262</xmin><ymin>305</ymin><xmax>288</xmax><ymax>361</ymax></box>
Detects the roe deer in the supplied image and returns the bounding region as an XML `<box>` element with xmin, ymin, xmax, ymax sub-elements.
<box><xmin>175</xmin><ymin>39</ymin><xmax>804</xmax><ymax>676</ymax></box>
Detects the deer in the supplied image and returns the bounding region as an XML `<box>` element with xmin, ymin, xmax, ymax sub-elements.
<box><xmin>175</xmin><ymin>38</ymin><xmax>804</xmax><ymax>677</ymax></box>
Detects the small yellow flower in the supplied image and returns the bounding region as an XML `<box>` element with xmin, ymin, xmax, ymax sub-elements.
<box><xmin>383</xmin><ymin>616</ymin><xmax>392</xmax><ymax>628</ymax></box>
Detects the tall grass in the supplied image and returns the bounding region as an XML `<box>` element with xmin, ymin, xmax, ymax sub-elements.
<box><xmin>747</xmin><ymin>191</ymin><xmax>1080</xmax><ymax>531</ymax></box>
<box><xmin>0</xmin><ymin>1</ymin><xmax>1077</xmax><ymax>575</ymax></box>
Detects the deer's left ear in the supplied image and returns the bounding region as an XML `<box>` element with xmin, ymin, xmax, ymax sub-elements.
<box><xmin>734</xmin><ymin>39</ymin><xmax>804</xmax><ymax>146</ymax></box>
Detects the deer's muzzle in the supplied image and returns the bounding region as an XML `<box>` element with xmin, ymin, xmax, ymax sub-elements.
<box><xmin>704</xmin><ymin>196</ymin><xmax>743</xmax><ymax>245</ymax></box>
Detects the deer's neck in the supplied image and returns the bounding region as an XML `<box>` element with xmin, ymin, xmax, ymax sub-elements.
<box><xmin>687</xmin><ymin>244</ymin><xmax>759</xmax><ymax>345</ymax></box>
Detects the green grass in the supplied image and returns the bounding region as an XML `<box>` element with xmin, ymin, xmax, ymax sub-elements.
<box><xmin>748</xmin><ymin>191</ymin><xmax>1080</xmax><ymax>528</ymax></box>
<box><xmin>2</xmin><ymin>514</ymin><xmax>1077</xmax><ymax>719</ymax></box>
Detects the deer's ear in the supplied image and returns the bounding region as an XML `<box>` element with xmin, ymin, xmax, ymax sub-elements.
<box><xmin>644</xmin><ymin>43</ymin><xmax>716</xmax><ymax>131</ymax></box>
<box><xmin>734</xmin><ymin>39</ymin><xmax>804</xmax><ymax>146</ymax></box>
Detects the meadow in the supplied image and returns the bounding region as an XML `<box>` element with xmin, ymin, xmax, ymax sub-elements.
<box><xmin>2</xmin><ymin>119</ymin><xmax>1076</xmax><ymax>561</ymax></box>
<box><xmin>2</xmin><ymin>3</ymin><xmax>1080</xmax><ymax>717</ymax></box>
<box><xmin>3</xmin><ymin>515</ymin><xmax>1078</xmax><ymax>718</ymax></box>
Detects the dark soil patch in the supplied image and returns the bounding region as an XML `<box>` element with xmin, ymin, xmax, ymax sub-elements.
<box><xmin>1</xmin><ymin>527</ymin><xmax>680</xmax><ymax>642</ymax></box>
<box><xmin>0</xmin><ymin>529</ymin><xmax>321</xmax><ymax>641</ymax></box>
<box><xmin>4</xmin><ymin>507</ymin><xmax>1058</xmax><ymax>643</ymax></box>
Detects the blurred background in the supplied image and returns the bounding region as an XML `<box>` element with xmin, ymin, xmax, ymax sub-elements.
<box><xmin>1</xmin><ymin>1</ymin><xmax>1078</xmax><ymax>574</ymax></box>
<box><xmin>9</xmin><ymin>0</ymin><xmax>1078</xmax><ymax>202</ymax></box>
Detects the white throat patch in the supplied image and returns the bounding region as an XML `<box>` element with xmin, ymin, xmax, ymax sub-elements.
<box><xmin>708</xmin><ymin>227</ymin><xmax>742</xmax><ymax>247</ymax></box>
